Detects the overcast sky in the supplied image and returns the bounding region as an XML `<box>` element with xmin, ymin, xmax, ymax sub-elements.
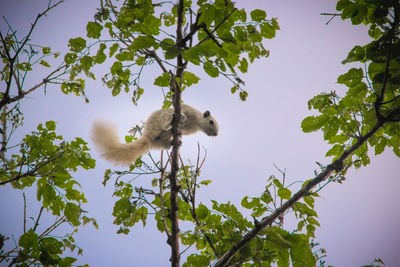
<box><xmin>0</xmin><ymin>0</ymin><xmax>399</xmax><ymax>266</ymax></box>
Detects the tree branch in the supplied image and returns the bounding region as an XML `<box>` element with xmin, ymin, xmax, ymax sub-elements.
<box><xmin>214</xmin><ymin>122</ymin><xmax>384</xmax><ymax>267</ymax></box>
<box><xmin>0</xmin><ymin>150</ymin><xmax>66</xmax><ymax>186</ymax></box>
<box><xmin>168</xmin><ymin>1</ymin><xmax>185</xmax><ymax>266</ymax></box>
<box><xmin>0</xmin><ymin>0</ymin><xmax>64</xmax><ymax>109</ymax></box>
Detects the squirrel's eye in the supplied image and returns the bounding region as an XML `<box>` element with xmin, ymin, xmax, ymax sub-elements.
<box><xmin>209</xmin><ymin>120</ymin><xmax>214</xmax><ymax>125</ymax></box>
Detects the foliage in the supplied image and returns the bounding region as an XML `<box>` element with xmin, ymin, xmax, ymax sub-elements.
<box><xmin>302</xmin><ymin>0</ymin><xmax>400</xmax><ymax>170</ymax></box>
<box><xmin>0</xmin><ymin>1</ymin><xmax>96</xmax><ymax>265</ymax></box>
<box><xmin>2</xmin><ymin>0</ymin><xmax>399</xmax><ymax>266</ymax></box>
<box><xmin>105</xmin><ymin>145</ymin><xmax>319</xmax><ymax>266</ymax></box>
<box><xmin>66</xmin><ymin>0</ymin><xmax>279</xmax><ymax>104</ymax></box>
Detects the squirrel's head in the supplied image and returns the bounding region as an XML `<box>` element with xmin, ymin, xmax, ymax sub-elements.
<box><xmin>201</xmin><ymin>110</ymin><xmax>219</xmax><ymax>136</ymax></box>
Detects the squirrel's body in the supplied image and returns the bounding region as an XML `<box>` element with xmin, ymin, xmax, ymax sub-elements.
<box><xmin>91</xmin><ymin>104</ymin><xmax>219</xmax><ymax>166</ymax></box>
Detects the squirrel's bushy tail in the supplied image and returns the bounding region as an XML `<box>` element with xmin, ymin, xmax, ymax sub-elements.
<box><xmin>91</xmin><ymin>120</ymin><xmax>151</xmax><ymax>166</ymax></box>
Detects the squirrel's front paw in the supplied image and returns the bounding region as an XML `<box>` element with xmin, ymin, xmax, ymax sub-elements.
<box><xmin>169</xmin><ymin>113</ymin><xmax>187</xmax><ymax>126</ymax></box>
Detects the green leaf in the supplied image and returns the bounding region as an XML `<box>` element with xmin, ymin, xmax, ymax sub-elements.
<box><xmin>307</xmin><ymin>217</ymin><xmax>320</xmax><ymax>227</ymax></box>
<box><xmin>342</xmin><ymin>45</ymin><xmax>365</xmax><ymax>64</ymax></box>
<box><xmin>326</xmin><ymin>144</ymin><xmax>343</xmax><ymax>157</ymax></box>
<box><xmin>39</xmin><ymin>237</ymin><xmax>63</xmax><ymax>255</ymax></box>
<box><xmin>301</xmin><ymin>115</ymin><xmax>327</xmax><ymax>133</ymax></box>
<box><xmin>273</xmin><ymin>179</ymin><xmax>283</xmax><ymax>189</ymax></box>
<box><xmin>42</xmin><ymin>46</ymin><xmax>51</xmax><ymax>54</ymax></box>
<box><xmin>64</xmin><ymin>53</ymin><xmax>77</xmax><ymax>64</ymax></box>
<box><xmin>86</xmin><ymin>21</ymin><xmax>103</xmax><ymax>39</ymax></box>
<box><xmin>323</xmin><ymin>118</ymin><xmax>340</xmax><ymax>140</ymax></box>
<box><xmin>111</xmin><ymin>61</ymin><xmax>123</xmax><ymax>75</ymax></box>
<box><xmin>182</xmin><ymin>71</ymin><xmax>200</xmax><ymax>86</ymax></box>
<box><xmin>109</xmin><ymin>43</ymin><xmax>119</xmax><ymax>57</ymax></box>
<box><xmin>160</xmin><ymin>38</ymin><xmax>175</xmax><ymax>51</ymax></box>
<box><xmin>375</xmin><ymin>137</ymin><xmax>387</xmax><ymax>155</ymax></box>
<box><xmin>195</xmin><ymin>204</ymin><xmax>210</xmax><ymax>221</ymax></box>
<box><xmin>199</xmin><ymin>179</ymin><xmax>211</xmax><ymax>186</ymax></box>
<box><xmin>40</xmin><ymin>60</ymin><xmax>50</xmax><ymax>68</ymax></box>
<box><xmin>260</xmin><ymin>22</ymin><xmax>276</xmax><ymax>39</ymax></box>
<box><xmin>239</xmin><ymin>91</ymin><xmax>248</xmax><ymax>101</ymax></box>
<box><xmin>64</xmin><ymin>203</ymin><xmax>81</xmax><ymax>226</ymax></box>
<box><xmin>45</xmin><ymin>121</ymin><xmax>56</xmax><ymax>131</ymax></box>
<box><xmin>250</xmin><ymin>9</ymin><xmax>266</xmax><ymax>22</ymax></box>
<box><xmin>203</xmin><ymin>61</ymin><xmax>219</xmax><ymax>77</ymax></box>
<box><xmin>95</xmin><ymin>43</ymin><xmax>107</xmax><ymax>64</ymax></box>
<box><xmin>337</xmin><ymin>68</ymin><xmax>363</xmax><ymax>87</ymax></box>
<box><xmin>143</xmin><ymin>15</ymin><xmax>161</xmax><ymax>35</ymax></box>
<box><xmin>19</xmin><ymin>229</ymin><xmax>39</xmax><ymax>249</ymax></box>
<box><xmin>266</xmin><ymin>229</ymin><xmax>292</xmax><ymax>249</ymax></box>
<box><xmin>154</xmin><ymin>72</ymin><xmax>170</xmax><ymax>87</ymax></box>
<box><xmin>277</xmin><ymin>188</ymin><xmax>292</xmax><ymax>200</ymax></box>
<box><xmin>184</xmin><ymin>254</ymin><xmax>209</xmax><ymax>267</ymax></box>
<box><xmin>303</xmin><ymin>195</ymin><xmax>315</xmax><ymax>208</ymax></box>
<box><xmin>165</xmin><ymin>46</ymin><xmax>180</xmax><ymax>59</ymax></box>
<box><xmin>68</xmin><ymin>37</ymin><xmax>86</xmax><ymax>53</ymax></box>
<box><xmin>287</xmin><ymin>234</ymin><xmax>316</xmax><ymax>267</ymax></box>
<box><xmin>277</xmin><ymin>249</ymin><xmax>290</xmax><ymax>267</ymax></box>
<box><xmin>80</xmin><ymin>55</ymin><xmax>93</xmax><ymax>72</ymax></box>
<box><xmin>198</xmin><ymin>4</ymin><xmax>215</xmax><ymax>26</ymax></box>
<box><xmin>130</xmin><ymin>36</ymin><xmax>156</xmax><ymax>50</ymax></box>
<box><xmin>238</xmin><ymin>58</ymin><xmax>248</xmax><ymax>73</ymax></box>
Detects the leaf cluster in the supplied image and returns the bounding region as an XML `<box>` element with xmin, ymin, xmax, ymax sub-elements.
<box><xmin>105</xmin><ymin>153</ymin><xmax>320</xmax><ymax>266</ymax></box>
<box><xmin>302</xmin><ymin>0</ymin><xmax>400</xmax><ymax>171</ymax></box>
<box><xmin>64</xmin><ymin>0</ymin><xmax>279</xmax><ymax>104</ymax></box>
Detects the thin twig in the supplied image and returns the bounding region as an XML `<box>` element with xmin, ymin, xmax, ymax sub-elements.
<box><xmin>33</xmin><ymin>206</ymin><xmax>44</xmax><ymax>232</ymax></box>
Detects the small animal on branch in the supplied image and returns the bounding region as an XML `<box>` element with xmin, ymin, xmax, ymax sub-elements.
<box><xmin>91</xmin><ymin>104</ymin><xmax>219</xmax><ymax>166</ymax></box>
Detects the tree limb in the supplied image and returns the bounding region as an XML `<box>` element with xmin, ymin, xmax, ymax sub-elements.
<box><xmin>0</xmin><ymin>150</ymin><xmax>66</xmax><ymax>186</ymax></box>
<box><xmin>167</xmin><ymin>1</ymin><xmax>185</xmax><ymax>266</ymax></box>
<box><xmin>214</xmin><ymin>122</ymin><xmax>383</xmax><ymax>267</ymax></box>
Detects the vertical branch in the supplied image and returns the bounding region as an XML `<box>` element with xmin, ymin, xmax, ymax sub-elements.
<box><xmin>23</xmin><ymin>193</ymin><xmax>27</xmax><ymax>233</ymax></box>
<box><xmin>0</xmin><ymin>106</ymin><xmax>8</xmax><ymax>160</ymax></box>
<box><xmin>159</xmin><ymin>151</ymin><xmax>171</xmax><ymax>240</ymax></box>
<box><xmin>168</xmin><ymin>0</ymin><xmax>185</xmax><ymax>266</ymax></box>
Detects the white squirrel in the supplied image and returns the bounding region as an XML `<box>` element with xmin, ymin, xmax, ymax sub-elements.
<box><xmin>91</xmin><ymin>104</ymin><xmax>219</xmax><ymax>166</ymax></box>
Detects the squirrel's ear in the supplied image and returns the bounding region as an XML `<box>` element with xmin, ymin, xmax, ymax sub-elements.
<box><xmin>203</xmin><ymin>110</ymin><xmax>211</xmax><ymax>118</ymax></box>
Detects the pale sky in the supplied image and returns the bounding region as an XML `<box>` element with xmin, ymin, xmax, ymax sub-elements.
<box><xmin>0</xmin><ymin>0</ymin><xmax>399</xmax><ymax>266</ymax></box>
